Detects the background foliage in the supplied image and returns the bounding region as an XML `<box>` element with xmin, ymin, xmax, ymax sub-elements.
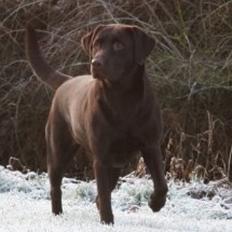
<box><xmin>0</xmin><ymin>0</ymin><xmax>232</xmax><ymax>180</ymax></box>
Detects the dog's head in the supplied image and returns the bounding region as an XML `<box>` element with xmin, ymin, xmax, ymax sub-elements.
<box><xmin>81</xmin><ymin>24</ymin><xmax>155</xmax><ymax>83</ymax></box>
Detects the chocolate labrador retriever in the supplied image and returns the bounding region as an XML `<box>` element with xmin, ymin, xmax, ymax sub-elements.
<box><xmin>25</xmin><ymin>24</ymin><xmax>168</xmax><ymax>224</ymax></box>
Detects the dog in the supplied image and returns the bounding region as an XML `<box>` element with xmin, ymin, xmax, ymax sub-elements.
<box><xmin>25</xmin><ymin>23</ymin><xmax>168</xmax><ymax>224</ymax></box>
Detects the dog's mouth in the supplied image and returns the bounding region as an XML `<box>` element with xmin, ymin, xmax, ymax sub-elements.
<box><xmin>91</xmin><ymin>65</ymin><xmax>108</xmax><ymax>80</ymax></box>
<box><xmin>91</xmin><ymin>65</ymin><xmax>123</xmax><ymax>84</ymax></box>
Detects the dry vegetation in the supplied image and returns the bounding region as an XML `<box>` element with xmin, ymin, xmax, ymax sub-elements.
<box><xmin>0</xmin><ymin>0</ymin><xmax>232</xmax><ymax>181</ymax></box>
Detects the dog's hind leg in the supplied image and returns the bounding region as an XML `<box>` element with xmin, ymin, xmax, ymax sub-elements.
<box><xmin>47</xmin><ymin>156</ymin><xmax>63</xmax><ymax>215</ymax></box>
<box><xmin>46</xmin><ymin>114</ymin><xmax>78</xmax><ymax>215</ymax></box>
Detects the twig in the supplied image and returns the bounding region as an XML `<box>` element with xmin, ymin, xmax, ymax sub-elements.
<box><xmin>228</xmin><ymin>145</ymin><xmax>232</xmax><ymax>182</ymax></box>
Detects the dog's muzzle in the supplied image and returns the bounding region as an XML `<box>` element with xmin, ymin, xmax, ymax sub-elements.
<box><xmin>91</xmin><ymin>58</ymin><xmax>107</xmax><ymax>80</ymax></box>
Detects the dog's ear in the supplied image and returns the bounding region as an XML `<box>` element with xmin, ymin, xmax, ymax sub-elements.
<box><xmin>132</xmin><ymin>26</ymin><xmax>155</xmax><ymax>65</ymax></box>
<box><xmin>81</xmin><ymin>25</ymin><xmax>105</xmax><ymax>56</ymax></box>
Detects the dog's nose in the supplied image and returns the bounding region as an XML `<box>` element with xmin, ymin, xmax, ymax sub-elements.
<box><xmin>91</xmin><ymin>58</ymin><xmax>102</xmax><ymax>68</ymax></box>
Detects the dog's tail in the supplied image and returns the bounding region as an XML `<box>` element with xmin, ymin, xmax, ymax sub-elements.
<box><xmin>25</xmin><ymin>25</ymin><xmax>72</xmax><ymax>89</ymax></box>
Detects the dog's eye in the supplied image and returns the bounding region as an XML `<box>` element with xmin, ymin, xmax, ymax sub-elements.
<box><xmin>113</xmin><ymin>41</ymin><xmax>124</xmax><ymax>51</ymax></box>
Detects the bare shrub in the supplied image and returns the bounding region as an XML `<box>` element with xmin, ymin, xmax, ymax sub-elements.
<box><xmin>1</xmin><ymin>0</ymin><xmax>232</xmax><ymax>180</ymax></box>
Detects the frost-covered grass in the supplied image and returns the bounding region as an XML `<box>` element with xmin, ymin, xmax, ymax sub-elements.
<box><xmin>0</xmin><ymin>165</ymin><xmax>231</xmax><ymax>232</ymax></box>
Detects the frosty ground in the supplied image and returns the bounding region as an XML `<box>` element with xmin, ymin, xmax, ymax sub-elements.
<box><xmin>0</xmin><ymin>165</ymin><xmax>231</xmax><ymax>232</ymax></box>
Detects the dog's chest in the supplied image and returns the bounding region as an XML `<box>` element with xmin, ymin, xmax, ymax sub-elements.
<box><xmin>109</xmin><ymin>132</ymin><xmax>142</xmax><ymax>167</ymax></box>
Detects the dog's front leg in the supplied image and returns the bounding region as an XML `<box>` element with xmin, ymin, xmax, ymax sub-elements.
<box><xmin>94</xmin><ymin>159</ymin><xmax>114</xmax><ymax>224</ymax></box>
<box><xmin>141</xmin><ymin>144</ymin><xmax>168</xmax><ymax>212</ymax></box>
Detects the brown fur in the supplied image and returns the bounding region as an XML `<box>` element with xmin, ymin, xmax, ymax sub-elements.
<box><xmin>25</xmin><ymin>24</ymin><xmax>168</xmax><ymax>224</ymax></box>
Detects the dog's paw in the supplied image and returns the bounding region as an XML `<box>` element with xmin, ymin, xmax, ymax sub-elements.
<box><xmin>148</xmin><ymin>191</ymin><xmax>167</xmax><ymax>212</ymax></box>
<box><xmin>100</xmin><ymin>213</ymin><xmax>114</xmax><ymax>225</ymax></box>
<box><xmin>96</xmin><ymin>195</ymin><xmax>114</xmax><ymax>224</ymax></box>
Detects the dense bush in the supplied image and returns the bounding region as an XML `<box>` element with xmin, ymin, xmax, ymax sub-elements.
<box><xmin>0</xmin><ymin>0</ymin><xmax>232</xmax><ymax>180</ymax></box>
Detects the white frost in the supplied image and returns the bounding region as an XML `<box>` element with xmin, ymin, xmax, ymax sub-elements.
<box><xmin>0</xmin><ymin>165</ymin><xmax>231</xmax><ymax>232</ymax></box>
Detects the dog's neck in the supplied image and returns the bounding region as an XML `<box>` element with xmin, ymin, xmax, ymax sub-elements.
<box><xmin>99</xmin><ymin>64</ymin><xmax>145</xmax><ymax>94</ymax></box>
<box><xmin>95</xmin><ymin>65</ymin><xmax>146</xmax><ymax>120</ymax></box>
